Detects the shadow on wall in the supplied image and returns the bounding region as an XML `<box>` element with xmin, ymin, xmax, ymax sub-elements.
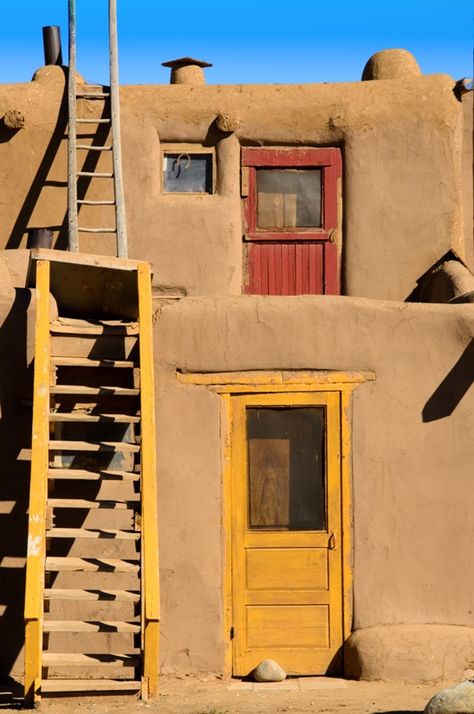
<box><xmin>0</xmin><ymin>290</ymin><xmax>34</xmax><ymax>677</ymax></box>
<box><xmin>4</xmin><ymin>68</ymin><xmax>112</xmax><ymax>251</ymax></box>
<box><xmin>422</xmin><ymin>338</ymin><xmax>474</xmax><ymax>422</ymax></box>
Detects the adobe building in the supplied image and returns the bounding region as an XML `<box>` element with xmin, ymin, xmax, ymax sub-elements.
<box><xmin>0</xmin><ymin>47</ymin><xmax>473</xmax><ymax>686</ymax></box>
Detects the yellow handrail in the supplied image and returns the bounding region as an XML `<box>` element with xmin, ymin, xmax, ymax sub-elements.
<box><xmin>137</xmin><ymin>263</ymin><xmax>160</xmax><ymax>698</ymax></box>
<box><xmin>24</xmin><ymin>260</ymin><xmax>51</xmax><ymax>706</ymax></box>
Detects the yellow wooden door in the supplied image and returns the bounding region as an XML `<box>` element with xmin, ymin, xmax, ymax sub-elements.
<box><xmin>231</xmin><ymin>392</ymin><xmax>343</xmax><ymax>676</ymax></box>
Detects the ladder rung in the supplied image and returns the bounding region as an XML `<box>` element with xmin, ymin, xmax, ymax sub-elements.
<box><xmin>76</xmin><ymin>172</ymin><xmax>113</xmax><ymax>178</ymax></box>
<box><xmin>43</xmin><ymin>620</ymin><xmax>140</xmax><ymax>633</ymax></box>
<box><xmin>50</xmin><ymin>319</ymin><xmax>139</xmax><ymax>335</ymax></box>
<box><xmin>52</xmin><ymin>356</ymin><xmax>135</xmax><ymax>367</ymax></box>
<box><xmin>76</xmin><ymin>118</ymin><xmax>111</xmax><ymax>124</ymax></box>
<box><xmin>46</xmin><ymin>526</ymin><xmax>140</xmax><ymax>539</ymax></box>
<box><xmin>48</xmin><ymin>498</ymin><xmax>140</xmax><ymax>510</ymax></box>
<box><xmin>78</xmin><ymin>227</ymin><xmax>116</xmax><ymax>233</ymax></box>
<box><xmin>42</xmin><ymin>652</ymin><xmax>139</xmax><ymax>667</ymax></box>
<box><xmin>45</xmin><ymin>557</ymin><xmax>140</xmax><ymax>572</ymax></box>
<box><xmin>49</xmin><ymin>440</ymin><xmax>139</xmax><ymax>452</ymax></box>
<box><xmin>41</xmin><ymin>679</ymin><xmax>141</xmax><ymax>693</ymax></box>
<box><xmin>77</xmin><ymin>199</ymin><xmax>115</xmax><ymax>205</ymax></box>
<box><xmin>49</xmin><ymin>413</ymin><xmax>140</xmax><ymax>424</ymax></box>
<box><xmin>50</xmin><ymin>385</ymin><xmax>139</xmax><ymax>396</ymax></box>
<box><xmin>48</xmin><ymin>468</ymin><xmax>139</xmax><ymax>480</ymax></box>
<box><xmin>76</xmin><ymin>92</ymin><xmax>110</xmax><ymax>98</ymax></box>
<box><xmin>44</xmin><ymin>588</ymin><xmax>140</xmax><ymax>602</ymax></box>
<box><xmin>76</xmin><ymin>144</ymin><xmax>112</xmax><ymax>151</ymax></box>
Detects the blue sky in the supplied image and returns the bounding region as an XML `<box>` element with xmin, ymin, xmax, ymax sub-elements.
<box><xmin>0</xmin><ymin>1</ymin><xmax>472</xmax><ymax>85</ymax></box>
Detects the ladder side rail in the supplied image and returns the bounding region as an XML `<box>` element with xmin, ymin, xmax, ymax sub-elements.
<box><xmin>137</xmin><ymin>264</ymin><xmax>160</xmax><ymax>698</ymax></box>
<box><xmin>24</xmin><ymin>260</ymin><xmax>52</xmax><ymax>706</ymax></box>
<box><xmin>68</xmin><ymin>0</ymin><xmax>78</xmax><ymax>251</ymax></box>
<box><xmin>109</xmin><ymin>0</ymin><xmax>128</xmax><ymax>258</ymax></box>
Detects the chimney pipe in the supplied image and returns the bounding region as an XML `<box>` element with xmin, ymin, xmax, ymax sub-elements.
<box><xmin>42</xmin><ymin>26</ymin><xmax>63</xmax><ymax>66</ymax></box>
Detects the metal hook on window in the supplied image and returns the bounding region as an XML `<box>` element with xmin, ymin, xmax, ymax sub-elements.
<box><xmin>172</xmin><ymin>153</ymin><xmax>191</xmax><ymax>178</ymax></box>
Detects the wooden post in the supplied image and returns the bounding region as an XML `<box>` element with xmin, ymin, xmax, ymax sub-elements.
<box><xmin>137</xmin><ymin>263</ymin><xmax>160</xmax><ymax>698</ymax></box>
<box><xmin>24</xmin><ymin>260</ymin><xmax>51</xmax><ymax>706</ymax></box>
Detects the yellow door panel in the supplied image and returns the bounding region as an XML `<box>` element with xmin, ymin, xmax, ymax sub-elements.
<box><xmin>247</xmin><ymin>605</ymin><xmax>329</xmax><ymax>648</ymax></box>
<box><xmin>246</xmin><ymin>548</ymin><xmax>328</xmax><ymax>591</ymax></box>
<box><xmin>231</xmin><ymin>391</ymin><xmax>343</xmax><ymax>676</ymax></box>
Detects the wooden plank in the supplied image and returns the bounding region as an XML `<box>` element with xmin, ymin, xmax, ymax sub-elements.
<box><xmin>49</xmin><ymin>440</ymin><xmax>140</xmax><ymax>452</ymax></box>
<box><xmin>49</xmin><ymin>412</ymin><xmax>140</xmax><ymax>423</ymax></box>
<box><xmin>51</xmin><ymin>357</ymin><xmax>135</xmax><ymax>367</ymax></box>
<box><xmin>50</xmin><ymin>320</ymin><xmax>139</xmax><ymax>336</ymax></box>
<box><xmin>48</xmin><ymin>498</ymin><xmax>139</xmax><ymax>509</ymax></box>
<box><xmin>45</xmin><ymin>557</ymin><xmax>139</xmax><ymax>572</ymax></box>
<box><xmin>43</xmin><ymin>620</ymin><xmax>140</xmax><ymax>633</ymax></box>
<box><xmin>42</xmin><ymin>679</ymin><xmax>141</xmax><ymax>693</ymax></box>
<box><xmin>50</xmin><ymin>385</ymin><xmax>139</xmax><ymax>396</ymax></box>
<box><xmin>248</xmin><ymin>439</ymin><xmax>289</xmax><ymax>528</ymax></box>
<box><xmin>137</xmin><ymin>263</ymin><xmax>160</xmax><ymax>699</ymax></box>
<box><xmin>44</xmin><ymin>589</ymin><xmax>140</xmax><ymax>602</ymax></box>
<box><xmin>24</xmin><ymin>259</ymin><xmax>51</xmax><ymax>706</ymax></box>
<box><xmin>48</xmin><ymin>468</ymin><xmax>139</xmax><ymax>481</ymax></box>
<box><xmin>42</xmin><ymin>653</ymin><xmax>139</xmax><ymax>667</ymax></box>
<box><xmin>46</xmin><ymin>528</ymin><xmax>140</xmax><ymax>540</ymax></box>
<box><xmin>177</xmin><ymin>370</ymin><xmax>376</xmax><ymax>387</ymax></box>
<box><xmin>30</xmin><ymin>247</ymin><xmax>147</xmax><ymax>272</ymax></box>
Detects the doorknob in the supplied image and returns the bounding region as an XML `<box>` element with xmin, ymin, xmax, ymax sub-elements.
<box><xmin>328</xmin><ymin>532</ymin><xmax>336</xmax><ymax>550</ymax></box>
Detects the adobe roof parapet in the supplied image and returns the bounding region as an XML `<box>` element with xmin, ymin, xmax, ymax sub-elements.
<box><xmin>362</xmin><ymin>49</ymin><xmax>421</xmax><ymax>81</ymax></box>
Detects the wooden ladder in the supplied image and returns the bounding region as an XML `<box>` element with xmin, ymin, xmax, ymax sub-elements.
<box><xmin>67</xmin><ymin>0</ymin><xmax>128</xmax><ymax>257</ymax></box>
<box><xmin>24</xmin><ymin>256</ymin><xmax>159</xmax><ymax>705</ymax></box>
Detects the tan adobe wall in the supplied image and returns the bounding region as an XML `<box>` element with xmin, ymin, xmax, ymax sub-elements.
<box><xmin>0</xmin><ymin>66</ymin><xmax>467</xmax><ymax>300</ymax></box>
<box><xmin>152</xmin><ymin>296</ymin><xmax>473</xmax><ymax>677</ymax></box>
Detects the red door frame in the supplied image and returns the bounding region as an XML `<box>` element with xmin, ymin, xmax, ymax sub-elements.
<box><xmin>242</xmin><ymin>147</ymin><xmax>342</xmax><ymax>296</ymax></box>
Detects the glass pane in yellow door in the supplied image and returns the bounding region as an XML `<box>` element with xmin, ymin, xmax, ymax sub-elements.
<box><xmin>247</xmin><ymin>407</ymin><xmax>326</xmax><ymax>531</ymax></box>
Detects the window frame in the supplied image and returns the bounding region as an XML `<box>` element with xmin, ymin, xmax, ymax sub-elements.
<box><xmin>242</xmin><ymin>147</ymin><xmax>341</xmax><ymax>242</ymax></box>
<box><xmin>161</xmin><ymin>143</ymin><xmax>217</xmax><ymax>195</ymax></box>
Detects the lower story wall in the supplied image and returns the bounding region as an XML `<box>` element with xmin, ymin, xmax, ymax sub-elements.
<box><xmin>154</xmin><ymin>295</ymin><xmax>474</xmax><ymax>681</ymax></box>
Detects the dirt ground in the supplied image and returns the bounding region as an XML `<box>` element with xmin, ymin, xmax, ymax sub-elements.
<box><xmin>0</xmin><ymin>675</ymin><xmax>445</xmax><ymax>714</ymax></box>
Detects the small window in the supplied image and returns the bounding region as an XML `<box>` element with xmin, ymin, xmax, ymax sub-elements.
<box><xmin>247</xmin><ymin>406</ymin><xmax>326</xmax><ymax>531</ymax></box>
<box><xmin>256</xmin><ymin>168</ymin><xmax>322</xmax><ymax>229</ymax></box>
<box><xmin>163</xmin><ymin>152</ymin><xmax>213</xmax><ymax>193</ymax></box>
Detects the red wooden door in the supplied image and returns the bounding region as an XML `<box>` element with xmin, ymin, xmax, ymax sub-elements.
<box><xmin>242</xmin><ymin>148</ymin><xmax>341</xmax><ymax>296</ymax></box>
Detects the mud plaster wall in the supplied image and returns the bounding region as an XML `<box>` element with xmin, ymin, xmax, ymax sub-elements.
<box><xmin>154</xmin><ymin>296</ymin><xmax>474</xmax><ymax>673</ymax></box>
<box><xmin>0</xmin><ymin>67</ymin><xmax>468</xmax><ymax>300</ymax></box>
<box><xmin>461</xmin><ymin>93</ymin><xmax>473</xmax><ymax>268</ymax></box>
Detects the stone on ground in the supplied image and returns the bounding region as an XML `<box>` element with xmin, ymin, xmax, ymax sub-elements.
<box><xmin>424</xmin><ymin>680</ymin><xmax>474</xmax><ymax>713</ymax></box>
<box><xmin>253</xmin><ymin>659</ymin><xmax>286</xmax><ymax>682</ymax></box>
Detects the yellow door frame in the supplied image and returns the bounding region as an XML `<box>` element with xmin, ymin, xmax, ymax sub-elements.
<box><xmin>177</xmin><ymin>369</ymin><xmax>375</xmax><ymax>676</ymax></box>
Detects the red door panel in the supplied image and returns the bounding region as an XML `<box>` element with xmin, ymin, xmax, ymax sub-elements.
<box><xmin>246</xmin><ymin>243</ymin><xmax>325</xmax><ymax>296</ymax></box>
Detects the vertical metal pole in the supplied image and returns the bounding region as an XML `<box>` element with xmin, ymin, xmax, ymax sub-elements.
<box><xmin>109</xmin><ymin>0</ymin><xmax>128</xmax><ymax>258</ymax></box>
<box><xmin>67</xmin><ymin>0</ymin><xmax>78</xmax><ymax>251</ymax></box>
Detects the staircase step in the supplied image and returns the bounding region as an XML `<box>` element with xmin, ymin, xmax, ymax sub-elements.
<box><xmin>48</xmin><ymin>468</ymin><xmax>139</xmax><ymax>481</ymax></box>
<box><xmin>77</xmin><ymin>199</ymin><xmax>115</xmax><ymax>205</ymax></box>
<box><xmin>76</xmin><ymin>92</ymin><xmax>111</xmax><ymax>98</ymax></box>
<box><xmin>52</xmin><ymin>357</ymin><xmax>135</xmax><ymax>368</ymax></box>
<box><xmin>49</xmin><ymin>412</ymin><xmax>139</xmax><ymax>423</ymax></box>
<box><xmin>41</xmin><ymin>679</ymin><xmax>141</xmax><ymax>693</ymax></box>
<box><xmin>50</xmin><ymin>385</ymin><xmax>139</xmax><ymax>396</ymax></box>
<box><xmin>78</xmin><ymin>227</ymin><xmax>117</xmax><ymax>233</ymax></box>
<box><xmin>42</xmin><ymin>652</ymin><xmax>139</xmax><ymax>667</ymax></box>
<box><xmin>76</xmin><ymin>118</ymin><xmax>111</xmax><ymax>124</ymax></box>
<box><xmin>48</xmin><ymin>498</ymin><xmax>140</xmax><ymax>509</ymax></box>
<box><xmin>43</xmin><ymin>620</ymin><xmax>140</xmax><ymax>633</ymax></box>
<box><xmin>76</xmin><ymin>144</ymin><xmax>113</xmax><ymax>151</ymax></box>
<box><xmin>44</xmin><ymin>588</ymin><xmax>140</xmax><ymax>602</ymax></box>
<box><xmin>50</xmin><ymin>319</ymin><xmax>139</xmax><ymax>336</ymax></box>
<box><xmin>77</xmin><ymin>171</ymin><xmax>113</xmax><ymax>178</ymax></box>
<box><xmin>46</xmin><ymin>528</ymin><xmax>140</xmax><ymax>540</ymax></box>
<box><xmin>45</xmin><ymin>557</ymin><xmax>140</xmax><ymax>572</ymax></box>
<box><xmin>49</xmin><ymin>440</ymin><xmax>140</xmax><ymax>452</ymax></box>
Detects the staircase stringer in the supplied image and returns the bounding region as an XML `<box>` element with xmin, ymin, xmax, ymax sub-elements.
<box><xmin>137</xmin><ymin>263</ymin><xmax>160</xmax><ymax>699</ymax></box>
<box><xmin>24</xmin><ymin>260</ymin><xmax>51</xmax><ymax>707</ymax></box>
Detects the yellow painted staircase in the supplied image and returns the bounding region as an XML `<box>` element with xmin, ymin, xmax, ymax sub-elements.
<box><xmin>23</xmin><ymin>251</ymin><xmax>159</xmax><ymax>706</ymax></box>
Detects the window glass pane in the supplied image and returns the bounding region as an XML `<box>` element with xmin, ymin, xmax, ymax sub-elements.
<box><xmin>163</xmin><ymin>153</ymin><xmax>212</xmax><ymax>193</ymax></box>
<box><xmin>247</xmin><ymin>407</ymin><xmax>326</xmax><ymax>531</ymax></box>
<box><xmin>256</xmin><ymin>169</ymin><xmax>322</xmax><ymax>228</ymax></box>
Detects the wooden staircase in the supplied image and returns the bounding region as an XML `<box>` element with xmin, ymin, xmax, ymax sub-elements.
<box><xmin>24</xmin><ymin>253</ymin><xmax>159</xmax><ymax>706</ymax></box>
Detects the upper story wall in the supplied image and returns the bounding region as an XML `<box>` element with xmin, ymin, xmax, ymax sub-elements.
<box><xmin>0</xmin><ymin>61</ymin><xmax>468</xmax><ymax>300</ymax></box>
